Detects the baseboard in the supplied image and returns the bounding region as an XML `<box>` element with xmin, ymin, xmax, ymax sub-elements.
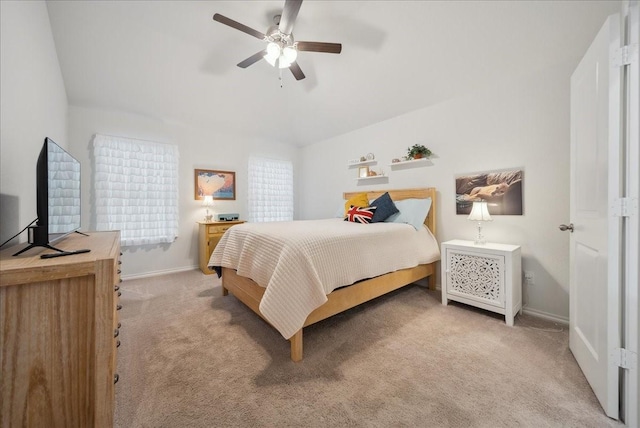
<box><xmin>121</xmin><ymin>265</ymin><xmax>199</xmax><ymax>281</ymax></box>
<box><xmin>521</xmin><ymin>306</ymin><xmax>569</xmax><ymax>325</ymax></box>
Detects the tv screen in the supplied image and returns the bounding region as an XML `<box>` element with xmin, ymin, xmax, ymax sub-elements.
<box><xmin>45</xmin><ymin>138</ymin><xmax>81</xmax><ymax>242</ymax></box>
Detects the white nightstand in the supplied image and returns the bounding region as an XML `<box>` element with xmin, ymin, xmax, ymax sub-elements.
<box><xmin>441</xmin><ymin>240</ymin><xmax>522</xmax><ymax>326</ymax></box>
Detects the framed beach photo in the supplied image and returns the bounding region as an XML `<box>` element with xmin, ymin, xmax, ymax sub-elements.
<box><xmin>194</xmin><ymin>169</ymin><xmax>236</xmax><ymax>200</ymax></box>
<box><xmin>358</xmin><ymin>166</ymin><xmax>370</xmax><ymax>178</ymax></box>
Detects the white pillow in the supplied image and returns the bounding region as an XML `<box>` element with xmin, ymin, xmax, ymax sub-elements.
<box><xmin>384</xmin><ymin>197</ymin><xmax>432</xmax><ymax>230</ymax></box>
<box><xmin>334</xmin><ymin>200</ymin><xmax>347</xmax><ymax>218</ymax></box>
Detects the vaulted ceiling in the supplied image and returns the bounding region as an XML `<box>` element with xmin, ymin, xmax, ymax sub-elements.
<box><xmin>46</xmin><ymin>1</ymin><xmax>618</xmax><ymax>147</ymax></box>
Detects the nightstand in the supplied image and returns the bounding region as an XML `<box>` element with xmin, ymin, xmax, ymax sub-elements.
<box><xmin>197</xmin><ymin>220</ymin><xmax>245</xmax><ymax>274</ymax></box>
<box><xmin>441</xmin><ymin>240</ymin><xmax>522</xmax><ymax>326</ymax></box>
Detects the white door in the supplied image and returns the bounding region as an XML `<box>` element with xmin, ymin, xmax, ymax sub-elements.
<box><xmin>569</xmin><ymin>14</ymin><xmax>621</xmax><ymax>419</ymax></box>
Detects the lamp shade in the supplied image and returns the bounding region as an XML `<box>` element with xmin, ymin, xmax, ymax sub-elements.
<box><xmin>202</xmin><ymin>195</ymin><xmax>214</xmax><ymax>207</ymax></box>
<box><xmin>468</xmin><ymin>200</ymin><xmax>492</xmax><ymax>222</ymax></box>
<box><xmin>282</xmin><ymin>46</ymin><xmax>297</xmax><ymax>63</ymax></box>
<box><xmin>264</xmin><ymin>42</ymin><xmax>280</xmax><ymax>67</ymax></box>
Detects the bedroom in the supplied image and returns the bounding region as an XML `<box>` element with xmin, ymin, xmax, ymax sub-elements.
<box><xmin>1</xmin><ymin>0</ymin><xmax>638</xmax><ymax>426</ymax></box>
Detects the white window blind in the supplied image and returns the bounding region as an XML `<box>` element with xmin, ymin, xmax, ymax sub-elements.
<box><xmin>93</xmin><ymin>134</ymin><xmax>179</xmax><ymax>246</ymax></box>
<box><xmin>248</xmin><ymin>157</ymin><xmax>294</xmax><ymax>222</ymax></box>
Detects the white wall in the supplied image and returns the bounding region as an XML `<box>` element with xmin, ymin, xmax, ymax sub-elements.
<box><xmin>299</xmin><ymin>61</ymin><xmax>578</xmax><ymax>321</ymax></box>
<box><xmin>68</xmin><ymin>105</ymin><xmax>300</xmax><ymax>278</ymax></box>
<box><xmin>0</xmin><ymin>1</ymin><xmax>68</xmax><ymax>245</ymax></box>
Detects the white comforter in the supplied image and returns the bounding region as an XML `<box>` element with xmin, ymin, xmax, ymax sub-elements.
<box><xmin>209</xmin><ymin>218</ymin><xmax>440</xmax><ymax>339</ymax></box>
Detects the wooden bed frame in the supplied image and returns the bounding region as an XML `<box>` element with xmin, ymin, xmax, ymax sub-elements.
<box><xmin>220</xmin><ymin>187</ymin><xmax>438</xmax><ymax>361</ymax></box>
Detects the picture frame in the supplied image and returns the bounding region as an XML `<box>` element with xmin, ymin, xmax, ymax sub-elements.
<box><xmin>358</xmin><ymin>166</ymin><xmax>370</xmax><ymax>178</ymax></box>
<box><xmin>194</xmin><ymin>169</ymin><xmax>236</xmax><ymax>200</ymax></box>
<box><xmin>455</xmin><ymin>168</ymin><xmax>523</xmax><ymax>215</ymax></box>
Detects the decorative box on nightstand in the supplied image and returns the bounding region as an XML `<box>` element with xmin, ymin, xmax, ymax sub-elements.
<box><xmin>441</xmin><ymin>240</ymin><xmax>522</xmax><ymax>326</ymax></box>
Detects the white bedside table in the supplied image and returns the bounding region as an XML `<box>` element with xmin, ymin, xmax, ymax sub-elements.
<box><xmin>441</xmin><ymin>240</ymin><xmax>522</xmax><ymax>326</ymax></box>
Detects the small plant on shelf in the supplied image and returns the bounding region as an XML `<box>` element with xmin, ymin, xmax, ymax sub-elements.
<box><xmin>406</xmin><ymin>144</ymin><xmax>432</xmax><ymax>160</ymax></box>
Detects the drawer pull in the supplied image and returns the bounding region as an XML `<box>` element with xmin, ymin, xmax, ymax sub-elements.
<box><xmin>116</xmin><ymin>340</ymin><xmax>121</xmax><ymax>348</ymax></box>
<box><xmin>117</xmin><ymin>291</ymin><xmax>122</xmax><ymax>297</ymax></box>
<box><xmin>114</xmin><ymin>328</ymin><xmax>120</xmax><ymax>338</ymax></box>
<box><xmin>119</xmin><ymin>278</ymin><xmax>123</xmax><ymax>283</ymax></box>
<box><xmin>114</xmin><ymin>285</ymin><xmax>120</xmax><ymax>292</ymax></box>
<box><xmin>117</xmin><ymin>269</ymin><xmax>122</xmax><ymax>274</ymax></box>
<box><xmin>114</xmin><ymin>373</ymin><xmax>119</xmax><ymax>384</ymax></box>
<box><xmin>118</xmin><ymin>260</ymin><xmax>122</xmax><ymax>265</ymax></box>
<box><xmin>117</xmin><ymin>304</ymin><xmax>122</xmax><ymax>311</ymax></box>
<box><xmin>117</xmin><ymin>322</ymin><xmax>121</xmax><ymax>329</ymax></box>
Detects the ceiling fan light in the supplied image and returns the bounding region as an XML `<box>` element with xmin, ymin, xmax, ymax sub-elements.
<box><xmin>264</xmin><ymin>53</ymin><xmax>278</xmax><ymax>67</ymax></box>
<box><xmin>282</xmin><ymin>46</ymin><xmax>297</xmax><ymax>63</ymax></box>
<box><xmin>278</xmin><ymin>56</ymin><xmax>292</xmax><ymax>69</ymax></box>
<box><xmin>266</xmin><ymin>42</ymin><xmax>281</xmax><ymax>57</ymax></box>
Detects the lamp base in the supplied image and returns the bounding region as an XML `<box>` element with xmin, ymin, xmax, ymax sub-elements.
<box><xmin>204</xmin><ymin>214</ymin><xmax>213</xmax><ymax>222</ymax></box>
<box><xmin>474</xmin><ymin>222</ymin><xmax>486</xmax><ymax>245</ymax></box>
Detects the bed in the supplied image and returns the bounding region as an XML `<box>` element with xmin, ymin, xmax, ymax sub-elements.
<box><xmin>209</xmin><ymin>187</ymin><xmax>439</xmax><ymax>361</ymax></box>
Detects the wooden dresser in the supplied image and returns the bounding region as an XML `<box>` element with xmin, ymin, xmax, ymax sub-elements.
<box><xmin>197</xmin><ymin>220</ymin><xmax>245</xmax><ymax>274</ymax></box>
<box><xmin>0</xmin><ymin>231</ymin><xmax>121</xmax><ymax>427</ymax></box>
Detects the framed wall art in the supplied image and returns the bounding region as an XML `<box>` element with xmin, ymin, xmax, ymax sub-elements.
<box><xmin>455</xmin><ymin>169</ymin><xmax>523</xmax><ymax>215</ymax></box>
<box><xmin>194</xmin><ymin>169</ymin><xmax>236</xmax><ymax>200</ymax></box>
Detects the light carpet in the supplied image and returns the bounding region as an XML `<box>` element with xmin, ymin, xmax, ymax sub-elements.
<box><xmin>114</xmin><ymin>269</ymin><xmax>621</xmax><ymax>428</ymax></box>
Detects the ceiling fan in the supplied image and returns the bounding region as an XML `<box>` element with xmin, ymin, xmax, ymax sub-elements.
<box><xmin>213</xmin><ymin>0</ymin><xmax>342</xmax><ymax>81</ymax></box>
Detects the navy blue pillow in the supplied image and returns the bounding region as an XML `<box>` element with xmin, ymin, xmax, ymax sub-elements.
<box><xmin>370</xmin><ymin>192</ymin><xmax>399</xmax><ymax>223</ymax></box>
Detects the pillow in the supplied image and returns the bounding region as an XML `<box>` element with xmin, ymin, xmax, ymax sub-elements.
<box><xmin>384</xmin><ymin>197</ymin><xmax>432</xmax><ymax>230</ymax></box>
<box><xmin>344</xmin><ymin>193</ymin><xmax>369</xmax><ymax>216</ymax></box>
<box><xmin>344</xmin><ymin>205</ymin><xmax>377</xmax><ymax>224</ymax></box>
<box><xmin>370</xmin><ymin>192</ymin><xmax>399</xmax><ymax>223</ymax></box>
<box><xmin>334</xmin><ymin>201</ymin><xmax>347</xmax><ymax>218</ymax></box>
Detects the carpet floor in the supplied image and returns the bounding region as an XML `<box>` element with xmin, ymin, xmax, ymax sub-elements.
<box><xmin>114</xmin><ymin>269</ymin><xmax>621</xmax><ymax>428</ymax></box>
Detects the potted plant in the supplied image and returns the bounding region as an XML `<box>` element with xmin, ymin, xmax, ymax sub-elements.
<box><xmin>407</xmin><ymin>144</ymin><xmax>432</xmax><ymax>160</ymax></box>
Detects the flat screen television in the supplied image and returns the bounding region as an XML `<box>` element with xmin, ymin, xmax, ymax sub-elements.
<box><xmin>13</xmin><ymin>137</ymin><xmax>81</xmax><ymax>255</ymax></box>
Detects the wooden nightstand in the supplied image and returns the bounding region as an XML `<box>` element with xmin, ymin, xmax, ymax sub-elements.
<box><xmin>441</xmin><ymin>240</ymin><xmax>522</xmax><ymax>326</ymax></box>
<box><xmin>197</xmin><ymin>220</ymin><xmax>245</xmax><ymax>274</ymax></box>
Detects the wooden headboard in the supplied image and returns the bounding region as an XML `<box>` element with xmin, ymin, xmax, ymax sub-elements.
<box><xmin>343</xmin><ymin>187</ymin><xmax>437</xmax><ymax>236</ymax></box>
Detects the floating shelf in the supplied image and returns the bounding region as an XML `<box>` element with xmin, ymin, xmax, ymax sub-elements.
<box><xmin>355</xmin><ymin>175</ymin><xmax>388</xmax><ymax>181</ymax></box>
<box><xmin>388</xmin><ymin>158</ymin><xmax>429</xmax><ymax>167</ymax></box>
<box><xmin>348</xmin><ymin>160</ymin><xmax>376</xmax><ymax>167</ymax></box>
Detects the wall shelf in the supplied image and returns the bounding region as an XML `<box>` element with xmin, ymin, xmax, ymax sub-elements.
<box><xmin>388</xmin><ymin>158</ymin><xmax>430</xmax><ymax>167</ymax></box>
<box><xmin>355</xmin><ymin>175</ymin><xmax>388</xmax><ymax>181</ymax></box>
<box><xmin>348</xmin><ymin>160</ymin><xmax>376</xmax><ymax>167</ymax></box>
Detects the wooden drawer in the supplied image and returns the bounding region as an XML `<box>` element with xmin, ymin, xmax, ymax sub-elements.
<box><xmin>207</xmin><ymin>224</ymin><xmax>235</xmax><ymax>235</ymax></box>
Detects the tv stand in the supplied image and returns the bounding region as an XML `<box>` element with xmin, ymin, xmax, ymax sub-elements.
<box><xmin>12</xmin><ymin>227</ymin><xmax>89</xmax><ymax>256</ymax></box>
<box><xmin>1</xmin><ymin>231</ymin><xmax>121</xmax><ymax>426</ymax></box>
<box><xmin>12</xmin><ymin>242</ymin><xmax>63</xmax><ymax>257</ymax></box>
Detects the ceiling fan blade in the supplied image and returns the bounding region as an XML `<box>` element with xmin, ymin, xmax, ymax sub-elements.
<box><xmin>279</xmin><ymin>0</ymin><xmax>302</xmax><ymax>35</ymax></box>
<box><xmin>237</xmin><ymin>50</ymin><xmax>267</xmax><ymax>68</ymax></box>
<box><xmin>213</xmin><ymin>13</ymin><xmax>266</xmax><ymax>40</ymax></box>
<box><xmin>296</xmin><ymin>41</ymin><xmax>342</xmax><ymax>54</ymax></box>
<box><xmin>289</xmin><ymin>61</ymin><xmax>306</xmax><ymax>80</ymax></box>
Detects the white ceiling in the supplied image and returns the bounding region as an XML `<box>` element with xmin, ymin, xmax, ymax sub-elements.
<box><xmin>46</xmin><ymin>1</ymin><xmax>618</xmax><ymax>147</ymax></box>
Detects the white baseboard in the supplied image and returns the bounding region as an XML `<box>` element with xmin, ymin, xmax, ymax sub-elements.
<box><xmin>121</xmin><ymin>265</ymin><xmax>199</xmax><ymax>281</ymax></box>
<box><xmin>521</xmin><ymin>306</ymin><xmax>569</xmax><ymax>325</ymax></box>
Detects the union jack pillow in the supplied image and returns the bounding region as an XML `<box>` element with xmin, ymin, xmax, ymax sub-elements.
<box><xmin>344</xmin><ymin>205</ymin><xmax>377</xmax><ymax>224</ymax></box>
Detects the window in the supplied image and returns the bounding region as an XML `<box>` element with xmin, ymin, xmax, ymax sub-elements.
<box><xmin>93</xmin><ymin>134</ymin><xmax>179</xmax><ymax>246</ymax></box>
<box><xmin>248</xmin><ymin>157</ymin><xmax>293</xmax><ymax>222</ymax></box>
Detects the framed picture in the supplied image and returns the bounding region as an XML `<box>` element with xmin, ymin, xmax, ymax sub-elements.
<box><xmin>358</xmin><ymin>166</ymin><xmax>370</xmax><ymax>178</ymax></box>
<box><xmin>455</xmin><ymin>169</ymin><xmax>523</xmax><ymax>215</ymax></box>
<box><xmin>194</xmin><ymin>169</ymin><xmax>236</xmax><ymax>200</ymax></box>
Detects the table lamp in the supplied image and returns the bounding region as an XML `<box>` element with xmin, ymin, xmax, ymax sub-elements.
<box><xmin>468</xmin><ymin>200</ymin><xmax>492</xmax><ymax>245</ymax></box>
<box><xmin>202</xmin><ymin>195</ymin><xmax>214</xmax><ymax>222</ymax></box>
